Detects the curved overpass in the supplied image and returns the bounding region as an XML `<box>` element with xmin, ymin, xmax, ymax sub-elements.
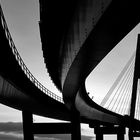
<box><xmin>39</xmin><ymin>0</ymin><xmax>140</xmax><ymax>130</ymax></box>
<box><xmin>0</xmin><ymin>0</ymin><xmax>140</xmax><ymax>139</ymax></box>
<box><xmin>0</xmin><ymin>4</ymin><xmax>70</xmax><ymax>121</ymax></box>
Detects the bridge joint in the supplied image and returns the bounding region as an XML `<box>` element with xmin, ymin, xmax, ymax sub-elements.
<box><xmin>33</xmin><ymin>122</ymin><xmax>72</xmax><ymax>134</ymax></box>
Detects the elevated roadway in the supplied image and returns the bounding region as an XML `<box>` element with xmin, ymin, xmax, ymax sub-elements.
<box><xmin>39</xmin><ymin>0</ymin><xmax>140</xmax><ymax>138</ymax></box>
<box><xmin>0</xmin><ymin>4</ymin><xmax>70</xmax><ymax>121</ymax></box>
<box><xmin>0</xmin><ymin>1</ymin><xmax>140</xmax><ymax>140</ymax></box>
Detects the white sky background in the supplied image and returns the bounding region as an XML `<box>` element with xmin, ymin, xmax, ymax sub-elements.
<box><xmin>86</xmin><ymin>24</ymin><xmax>140</xmax><ymax>104</ymax></box>
<box><xmin>0</xmin><ymin>1</ymin><xmax>140</xmax><ymax>138</ymax></box>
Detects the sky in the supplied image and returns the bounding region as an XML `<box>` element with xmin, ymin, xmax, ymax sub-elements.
<box><xmin>0</xmin><ymin>0</ymin><xmax>140</xmax><ymax>138</ymax></box>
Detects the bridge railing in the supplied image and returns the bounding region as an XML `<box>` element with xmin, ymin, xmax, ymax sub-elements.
<box><xmin>0</xmin><ymin>5</ymin><xmax>63</xmax><ymax>103</ymax></box>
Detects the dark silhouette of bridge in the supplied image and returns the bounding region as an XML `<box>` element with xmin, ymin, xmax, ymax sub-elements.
<box><xmin>0</xmin><ymin>1</ymin><xmax>140</xmax><ymax>140</ymax></box>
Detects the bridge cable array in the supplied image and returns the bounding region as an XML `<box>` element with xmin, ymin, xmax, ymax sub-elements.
<box><xmin>100</xmin><ymin>52</ymin><xmax>136</xmax><ymax>116</ymax></box>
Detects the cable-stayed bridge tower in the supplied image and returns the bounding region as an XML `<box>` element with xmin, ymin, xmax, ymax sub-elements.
<box><xmin>129</xmin><ymin>34</ymin><xmax>140</xmax><ymax>140</ymax></box>
<box><xmin>99</xmin><ymin>35</ymin><xmax>140</xmax><ymax>140</ymax></box>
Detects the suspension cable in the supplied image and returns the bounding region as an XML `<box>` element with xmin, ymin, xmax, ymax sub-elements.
<box><xmin>100</xmin><ymin>52</ymin><xmax>135</xmax><ymax>107</ymax></box>
<box><xmin>106</xmin><ymin>54</ymin><xmax>135</xmax><ymax>112</ymax></box>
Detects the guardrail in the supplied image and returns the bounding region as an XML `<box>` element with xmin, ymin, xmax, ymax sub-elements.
<box><xmin>0</xmin><ymin>5</ymin><xmax>63</xmax><ymax>103</ymax></box>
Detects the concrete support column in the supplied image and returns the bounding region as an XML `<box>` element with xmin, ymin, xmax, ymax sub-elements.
<box><xmin>117</xmin><ymin>126</ymin><xmax>125</xmax><ymax>140</ymax></box>
<box><xmin>129</xmin><ymin>130</ymin><xmax>134</xmax><ymax>140</ymax></box>
<box><xmin>92</xmin><ymin>125</ymin><xmax>125</xmax><ymax>140</ymax></box>
<box><xmin>117</xmin><ymin>132</ymin><xmax>125</xmax><ymax>140</ymax></box>
<box><xmin>94</xmin><ymin>126</ymin><xmax>103</xmax><ymax>140</ymax></box>
<box><xmin>71</xmin><ymin>108</ymin><xmax>81</xmax><ymax>140</ymax></box>
<box><xmin>22</xmin><ymin>111</ymin><xmax>34</xmax><ymax>140</ymax></box>
<box><xmin>129</xmin><ymin>34</ymin><xmax>140</xmax><ymax>140</ymax></box>
<box><xmin>96</xmin><ymin>133</ymin><xmax>103</xmax><ymax>140</ymax></box>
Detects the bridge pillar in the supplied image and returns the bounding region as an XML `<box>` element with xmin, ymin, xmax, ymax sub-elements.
<box><xmin>71</xmin><ymin>108</ymin><xmax>81</xmax><ymax>140</ymax></box>
<box><xmin>22</xmin><ymin>111</ymin><xmax>34</xmax><ymax>140</ymax></box>
<box><xmin>91</xmin><ymin>124</ymin><xmax>125</xmax><ymax>140</ymax></box>
<box><xmin>22</xmin><ymin>111</ymin><xmax>73</xmax><ymax>140</ymax></box>
<box><xmin>94</xmin><ymin>126</ymin><xmax>103</xmax><ymax>140</ymax></box>
<box><xmin>117</xmin><ymin>130</ymin><xmax>125</xmax><ymax>140</ymax></box>
<box><xmin>129</xmin><ymin>130</ymin><xmax>134</xmax><ymax>140</ymax></box>
<box><xmin>129</xmin><ymin>130</ymin><xmax>140</xmax><ymax>140</ymax></box>
<box><xmin>128</xmin><ymin>34</ymin><xmax>140</xmax><ymax>140</ymax></box>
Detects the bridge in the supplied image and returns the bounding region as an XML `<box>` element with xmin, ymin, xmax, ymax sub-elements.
<box><xmin>0</xmin><ymin>0</ymin><xmax>140</xmax><ymax>140</ymax></box>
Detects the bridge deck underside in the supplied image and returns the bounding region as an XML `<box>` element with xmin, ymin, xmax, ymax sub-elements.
<box><xmin>0</xmin><ymin>5</ymin><xmax>70</xmax><ymax>121</ymax></box>
<box><xmin>40</xmin><ymin>0</ymin><xmax>140</xmax><ymax>126</ymax></box>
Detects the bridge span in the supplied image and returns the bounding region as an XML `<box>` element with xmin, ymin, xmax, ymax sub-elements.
<box><xmin>0</xmin><ymin>4</ymin><xmax>73</xmax><ymax>140</ymax></box>
<box><xmin>0</xmin><ymin>1</ymin><xmax>140</xmax><ymax>140</ymax></box>
<box><xmin>39</xmin><ymin>0</ymin><xmax>140</xmax><ymax>140</ymax></box>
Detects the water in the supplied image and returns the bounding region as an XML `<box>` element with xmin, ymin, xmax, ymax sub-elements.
<box><xmin>1</xmin><ymin>133</ymin><xmax>140</xmax><ymax>140</ymax></box>
<box><xmin>0</xmin><ymin>132</ymin><xmax>94</xmax><ymax>140</ymax></box>
<box><xmin>0</xmin><ymin>128</ymin><xmax>140</xmax><ymax>140</ymax></box>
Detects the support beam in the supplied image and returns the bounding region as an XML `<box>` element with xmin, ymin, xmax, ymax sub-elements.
<box><xmin>117</xmin><ymin>131</ymin><xmax>125</xmax><ymax>140</ymax></box>
<box><xmin>129</xmin><ymin>130</ymin><xmax>140</xmax><ymax>140</ymax></box>
<box><xmin>71</xmin><ymin>108</ymin><xmax>81</xmax><ymax>140</ymax></box>
<box><xmin>22</xmin><ymin>110</ymin><xmax>81</xmax><ymax>140</ymax></box>
<box><xmin>96</xmin><ymin>133</ymin><xmax>103</xmax><ymax>140</ymax></box>
<box><xmin>94</xmin><ymin>126</ymin><xmax>103</xmax><ymax>140</ymax></box>
<box><xmin>129</xmin><ymin>34</ymin><xmax>140</xmax><ymax>140</ymax></box>
<box><xmin>22</xmin><ymin>111</ymin><xmax>34</xmax><ymax>140</ymax></box>
<box><xmin>33</xmin><ymin>123</ymin><xmax>71</xmax><ymax>134</ymax></box>
<box><xmin>129</xmin><ymin>130</ymin><xmax>134</xmax><ymax>140</ymax></box>
<box><xmin>93</xmin><ymin>125</ymin><xmax>125</xmax><ymax>140</ymax></box>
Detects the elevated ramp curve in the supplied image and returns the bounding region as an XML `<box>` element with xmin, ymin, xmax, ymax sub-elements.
<box><xmin>0</xmin><ymin>4</ymin><xmax>70</xmax><ymax>121</ymax></box>
<box><xmin>40</xmin><ymin>0</ymin><xmax>140</xmax><ymax>128</ymax></box>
